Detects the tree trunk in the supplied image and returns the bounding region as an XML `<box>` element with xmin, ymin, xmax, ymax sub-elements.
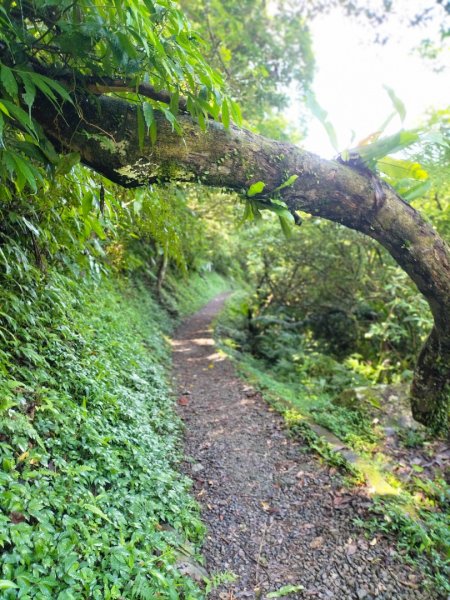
<box><xmin>34</xmin><ymin>95</ymin><xmax>450</xmax><ymax>432</ymax></box>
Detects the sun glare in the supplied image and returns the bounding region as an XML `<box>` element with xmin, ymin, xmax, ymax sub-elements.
<box><xmin>301</xmin><ymin>4</ymin><xmax>449</xmax><ymax>157</ymax></box>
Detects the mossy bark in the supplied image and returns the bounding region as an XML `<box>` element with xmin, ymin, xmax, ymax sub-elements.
<box><xmin>34</xmin><ymin>95</ymin><xmax>450</xmax><ymax>432</ymax></box>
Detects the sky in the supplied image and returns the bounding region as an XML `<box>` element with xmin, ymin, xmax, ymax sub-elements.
<box><xmin>299</xmin><ymin>2</ymin><xmax>449</xmax><ymax>158</ymax></box>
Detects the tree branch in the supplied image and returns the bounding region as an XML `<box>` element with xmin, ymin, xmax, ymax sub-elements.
<box><xmin>32</xmin><ymin>92</ymin><xmax>450</xmax><ymax>431</ymax></box>
<box><xmin>84</xmin><ymin>78</ymin><xmax>188</xmax><ymax>111</ymax></box>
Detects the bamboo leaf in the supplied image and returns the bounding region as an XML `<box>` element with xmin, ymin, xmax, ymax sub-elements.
<box><xmin>402</xmin><ymin>180</ymin><xmax>432</xmax><ymax>201</ymax></box>
<box><xmin>274</xmin><ymin>174</ymin><xmax>298</xmax><ymax>191</ymax></box>
<box><xmin>19</xmin><ymin>72</ymin><xmax>36</xmax><ymax>115</ymax></box>
<box><xmin>221</xmin><ymin>99</ymin><xmax>230</xmax><ymax>129</ymax></box>
<box><xmin>229</xmin><ymin>99</ymin><xmax>242</xmax><ymax>126</ymax></box>
<box><xmin>384</xmin><ymin>85</ymin><xmax>406</xmax><ymax>123</ymax></box>
<box><xmin>0</xmin><ymin>64</ymin><xmax>18</xmax><ymax>98</ymax></box>
<box><xmin>137</xmin><ymin>105</ymin><xmax>145</xmax><ymax>151</ymax></box>
<box><xmin>142</xmin><ymin>102</ymin><xmax>154</xmax><ymax>132</ymax></box>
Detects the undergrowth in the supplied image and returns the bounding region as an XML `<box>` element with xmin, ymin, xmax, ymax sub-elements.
<box><xmin>215</xmin><ymin>291</ymin><xmax>450</xmax><ymax>596</ymax></box>
<box><xmin>215</xmin><ymin>292</ymin><xmax>380</xmax><ymax>452</ymax></box>
<box><xmin>0</xmin><ymin>267</ymin><xmax>215</xmax><ymax>599</ymax></box>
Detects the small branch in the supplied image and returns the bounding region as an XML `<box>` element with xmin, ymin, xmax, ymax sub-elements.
<box><xmin>84</xmin><ymin>78</ymin><xmax>188</xmax><ymax>112</ymax></box>
<box><xmin>22</xmin><ymin>58</ymin><xmax>191</xmax><ymax>111</ymax></box>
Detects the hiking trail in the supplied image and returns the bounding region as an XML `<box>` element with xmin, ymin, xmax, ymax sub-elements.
<box><xmin>172</xmin><ymin>294</ymin><xmax>437</xmax><ymax>600</ymax></box>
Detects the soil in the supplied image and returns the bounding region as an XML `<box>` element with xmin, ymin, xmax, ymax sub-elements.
<box><xmin>172</xmin><ymin>294</ymin><xmax>441</xmax><ymax>600</ymax></box>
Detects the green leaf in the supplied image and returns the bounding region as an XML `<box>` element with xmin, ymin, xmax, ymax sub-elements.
<box><xmin>274</xmin><ymin>174</ymin><xmax>298</xmax><ymax>192</ymax></box>
<box><xmin>19</xmin><ymin>72</ymin><xmax>36</xmax><ymax>115</ymax></box>
<box><xmin>137</xmin><ymin>106</ymin><xmax>145</xmax><ymax>151</ymax></box>
<box><xmin>142</xmin><ymin>102</ymin><xmax>154</xmax><ymax>132</ymax></box>
<box><xmin>21</xmin><ymin>216</ymin><xmax>40</xmax><ymax>236</ymax></box>
<box><xmin>1</xmin><ymin>100</ymin><xmax>37</xmax><ymax>137</ymax></box>
<box><xmin>1</xmin><ymin>64</ymin><xmax>18</xmax><ymax>98</ymax></box>
<box><xmin>267</xmin><ymin>584</ymin><xmax>304</xmax><ymax>598</ymax></box>
<box><xmin>55</xmin><ymin>152</ymin><xmax>81</xmax><ymax>175</ymax></box>
<box><xmin>247</xmin><ymin>181</ymin><xmax>265</xmax><ymax>197</ymax></box>
<box><xmin>377</xmin><ymin>157</ymin><xmax>428</xmax><ymax>181</ymax></box>
<box><xmin>241</xmin><ymin>200</ymin><xmax>253</xmax><ymax>223</ymax></box>
<box><xmin>402</xmin><ymin>180</ymin><xmax>431</xmax><ymax>201</ymax></box>
<box><xmin>44</xmin><ymin>77</ymin><xmax>73</xmax><ymax>104</ymax></box>
<box><xmin>197</xmin><ymin>109</ymin><xmax>206</xmax><ymax>131</ymax></box>
<box><xmin>161</xmin><ymin>107</ymin><xmax>182</xmax><ymax>134</ymax></box>
<box><xmin>306</xmin><ymin>91</ymin><xmax>339</xmax><ymax>152</ymax></box>
<box><xmin>11</xmin><ymin>152</ymin><xmax>38</xmax><ymax>192</ymax></box>
<box><xmin>0</xmin><ymin>101</ymin><xmax>11</xmax><ymax>117</ymax></box>
<box><xmin>0</xmin><ymin>580</ymin><xmax>18</xmax><ymax>590</ymax></box>
<box><xmin>169</xmin><ymin>89</ymin><xmax>180</xmax><ymax>116</ymax></box>
<box><xmin>384</xmin><ymin>85</ymin><xmax>406</xmax><ymax>123</ymax></box>
<box><xmin>150</xmin><ymin>118</ymin><xmax>157</xmax><ymax>145</ymax></box>
<box><xmin>229</xmin><ymin>99</ymin><xmax>242</xmax><ymax>126</ymax></box>
<box><xmin>357</xmin><ymin>130</ymin><xmax>419</xmax><ymax>165</ymax></box>
<box><xmin>221</xmin><ymin>99</ymin><xmax>230</xmax><ymax>129</ymax></box>
<box><xmin>83</xmin><ymin>504</ymin><xmax>112</xmax><ymax>523</ymax></box>
<box><xmin>279</xmin><ymin>215</ymin><xmax>293</xmax><ymax>238</ymax></box>
<box><xmin>25</xmin><ymin>71</ymin><xmax>73</xmax><ymax>106</ymax></box>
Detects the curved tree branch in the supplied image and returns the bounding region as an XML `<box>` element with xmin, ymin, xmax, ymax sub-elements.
<box><xmin>34</xmin><ymin>94</ymin><xmax>450</xmax><ymax>431</ymax></box>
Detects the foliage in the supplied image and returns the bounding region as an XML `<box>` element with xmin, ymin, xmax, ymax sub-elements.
<box><xmin>355</xmin><ymin>480</ymin><xmax>450</xmax><ymax>595</ymax></box>
<box><xmin>180</xmin><ymin>0</ymin><xmax>314</xmax><ymax>129</ymax></box>
<box><xmin>228</xmin><ymin>217</ymin><xmax>433</xmax><ymax>377</ymax></box>
<box><xmin>0</xmin><ymin>0</ymin><xmax>239</xmax><ymax>193</ymax></box>
<box><xmin>163</xmin><ymin>271</ymin><xmax>230</xmax><ymax>318</ymax></box>
<box><xmin>0</xmin><ymin>260</ymin><xmax>212</xmax><ymax>598</ymax></box>
<box><xmin>215</xmin><ymin>293</ymin><xmax>381</xmax><ymax>452</ymax></box>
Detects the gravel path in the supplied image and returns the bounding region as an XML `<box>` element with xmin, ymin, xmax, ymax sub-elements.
<box><xmin>172</xmin><ymin>294</ymin><xmax>439</xmax><ymax>600</ymax></box>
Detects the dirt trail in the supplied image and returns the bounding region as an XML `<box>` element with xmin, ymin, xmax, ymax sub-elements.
<box><xmin>172</xmin><ymin>294</ymin><xmax>438</xmax><ymax>600</ymax></box>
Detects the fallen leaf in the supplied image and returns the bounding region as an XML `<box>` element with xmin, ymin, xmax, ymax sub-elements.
<box><xmin>9</xmin><ymin>512</ymin><xmax>26</xmax><ymax>524</ymax></box>
<box><xmin>177</xmin><ymin>395</ymin><xmax>189</xmax><ymax>406</ymax></box>
<box><xmin>345</xmin><ymin>543</ymin><xmax>358</xmax><ymax>556</ymax></box>
<box><xmin>17</xmin><ymin>451</ymin><xmax>29</xmax><ymax>462</ymax></box>
<box><xmin>333</xmin><ymin>494</ymin><xmax>353</xmax><ymax>509</ymax></box>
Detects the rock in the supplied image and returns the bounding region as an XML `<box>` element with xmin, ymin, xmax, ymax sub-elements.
<box><xmin>333</xmin><ymin>384</ymin><xmax>409</xmax><ymax>416</ymax></box>
<box><xmin>175</xmin><ymin>557</ymin><xmax>209</xmax><ymax>581</ymax></box>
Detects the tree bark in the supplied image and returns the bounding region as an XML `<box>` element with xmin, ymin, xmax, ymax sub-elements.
<box><xmin>34</xmin><ymin>95</ymin><xmax>450</xmax><ymax>432</ymax></box>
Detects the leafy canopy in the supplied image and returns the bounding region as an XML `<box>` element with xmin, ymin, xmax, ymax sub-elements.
<box><xmin>0</xmin><ymin>0</ymin><xmax>241</xmax><ymax>192</ymax></box>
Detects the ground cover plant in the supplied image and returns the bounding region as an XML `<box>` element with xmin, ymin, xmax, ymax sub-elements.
<box><xmin>0</xmin><ymin>264</ymin><xmax>219</xmax><ymax>598</ymax></box>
